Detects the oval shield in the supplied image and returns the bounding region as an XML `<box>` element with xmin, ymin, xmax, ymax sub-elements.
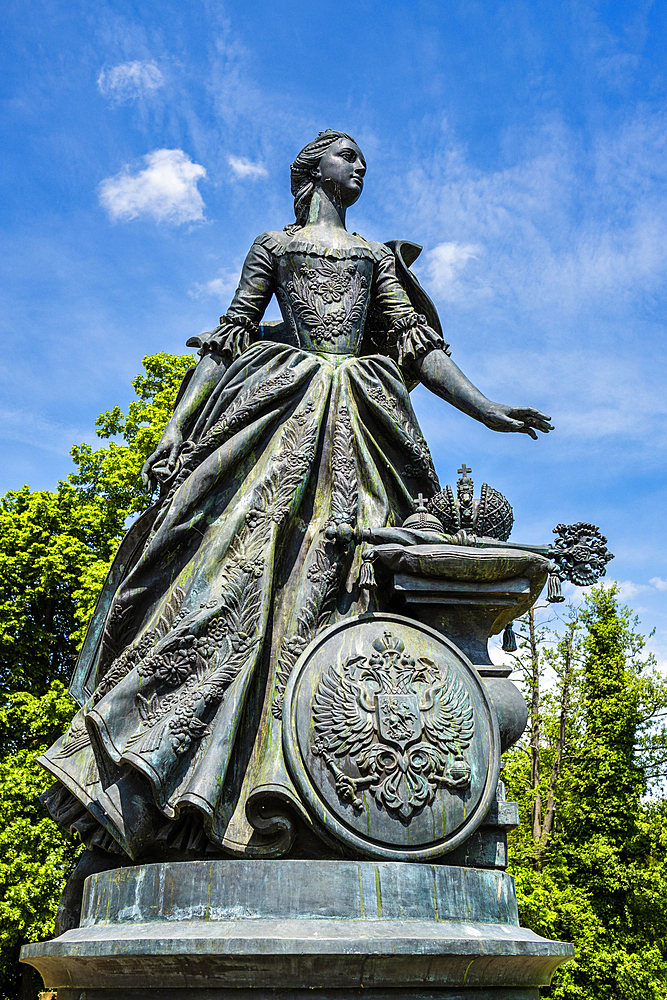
<box><xmin>283</xmin><ymin>613</ymin><xmax>500</xmax><ymax>860</ymax></box>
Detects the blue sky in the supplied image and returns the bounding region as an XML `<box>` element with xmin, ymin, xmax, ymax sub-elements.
<box><xmin>2</xmin><ymin>0</ymin><xmax>666</xmax><ymax>663</ymax></box>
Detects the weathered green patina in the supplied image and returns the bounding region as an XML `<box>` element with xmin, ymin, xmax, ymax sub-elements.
<box><xmin>37</xmin><ymin>131</ymin><xmax>554</xmax><ymax>866</ymax></box>
<box><xmin>21</xmin><ymin>859</ymin><xmax>573</xmax><ymax>998</ymax></box>
<box><xmin>22</xmin><ymin>131</ymin><xmax>579</xmax><ymax>999</ymax></box>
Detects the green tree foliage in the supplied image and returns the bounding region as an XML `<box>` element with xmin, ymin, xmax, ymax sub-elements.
<box><xmin>70</xmin><ymin>352</ymin><xmax>195</xmax><ymax>523</ymax></box>
<box><xmin>0</xmin><ymin>684</ymin><xmax>83</xmax><ymax>998</ymax></box>
<box><xmin>505</xmin><ymin>586</ymin><xmax>667</xmax><ymax>999</ymax></box>
<box><xmin>0</xmin><ymin>353</ymin><xmax>192</xmax><ymax>997</ymax></box>
<box><xmin>0</xmin><ymin>354</ymin><xmax>193</xmax><ymax>694</ymax></box>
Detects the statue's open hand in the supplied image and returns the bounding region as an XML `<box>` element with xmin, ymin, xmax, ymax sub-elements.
<box><xmin>483</xmin><ymin>404</ymin><xmax>553</xmax><ymax>439</ymax></box>
<box><xmin>141</xmin><ymin>422</ymin><xmax>184</xmax><ymax>490</ymax></box>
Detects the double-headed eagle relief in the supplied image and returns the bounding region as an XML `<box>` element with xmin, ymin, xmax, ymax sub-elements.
<box><xmin>284</xmin><ymin>614</ymin><xmax>499</xmax><ymax>860</ymax></box>
<box><xmin>311</xmin><ymin>630</ymin><xmax>474</xmax><ymax>821</ymax></box>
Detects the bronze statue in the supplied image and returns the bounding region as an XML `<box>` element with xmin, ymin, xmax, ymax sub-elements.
<box><xmin>39</xmin><ymin>130</ymin><xmax>554</xmax><ymax>871</ymax></box>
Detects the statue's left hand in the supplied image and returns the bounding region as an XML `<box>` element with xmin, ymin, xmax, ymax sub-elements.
<box><xmin>482</xmin><ymin>404</ymin><xmax>553</xmax><ymax>439</ymax></box>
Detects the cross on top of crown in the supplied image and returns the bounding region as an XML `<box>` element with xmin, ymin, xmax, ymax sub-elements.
<box><xmin>458</xmin><ymin>463</ymin><xmax>472</xmax><ymax>479</ymax></box>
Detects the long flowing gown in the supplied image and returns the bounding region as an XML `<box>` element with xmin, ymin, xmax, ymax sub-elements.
<box><xmin>41</xmin><ymin>230</ymin><xmax>448</xmax><ymax>859</ymax></box>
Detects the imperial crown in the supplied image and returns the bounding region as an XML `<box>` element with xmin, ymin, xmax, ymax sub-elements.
<box><xmin>428</xmin><ymin>463</ymin><xmax>514</xmax><ymax>541</ymax></box>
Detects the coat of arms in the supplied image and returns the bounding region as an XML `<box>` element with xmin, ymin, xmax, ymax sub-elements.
<box><xmin>311</xmin><ymin>630</ymin><xmax>474</xmax><ymax>821</ymax></box>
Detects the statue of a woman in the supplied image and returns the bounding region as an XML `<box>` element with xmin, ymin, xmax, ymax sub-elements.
<box><xmin>40</xmin><ymin>130</ymin><xmax>551</xmax><ymax>865</ymax></box>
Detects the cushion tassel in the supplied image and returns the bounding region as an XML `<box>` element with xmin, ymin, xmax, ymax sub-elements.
<box><xmin>548</xmin><ymin>572</ymin><xmax>565</xmax><ymax>603</ymax></box>
<box><xmin>502</xmin><ymin>622</ymin><xmax>517</xmax><ymax>653</ymax></box>
<box><xmin>359</xmin><ymin>550</ymin><xmax>376</xmax><ymax>590</ymax></box>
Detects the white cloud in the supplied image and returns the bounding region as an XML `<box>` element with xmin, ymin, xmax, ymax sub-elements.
<box><xmin>97</xmin><ymin>61</ymin><xmax>164</xmax><ymax>102</ymax></box>
<box><xmin>422</xmin><ymin>242</ymin><xmax>481</xmax><ymax>302</ymax></box>
<box><xmin>227</xmin><ymin>155</ymin><xmax>268</xmax><ymax>180</ymax></box>
<box><xmin>398</xmin><ymin>108</ymin><xmax>667</xmax><ymax>320</ymax></box>
<box><xmin>99</xmin><ymin>149</ymin><xmax>206</xmax><ymax>225</ymax></box>
<box><xmin>614</xmin><ymin>580</ymin><xmax>650</xmax><ymax>600</ymax></box>
<box><xmin>608</xmin><ymin>578</ymin><xmax>667</xmax><ymax>602</ymax></box>
<box><xmin>191</xmin><ymin>267</ymin><xmax>241</xmax><ymax>301</ymax></box>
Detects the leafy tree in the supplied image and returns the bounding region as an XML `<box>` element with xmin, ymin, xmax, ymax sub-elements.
<box><xmin>0</xmin><ymin>354</ymin><xmax>193</xmax><ymax>694</ymax></box>
<box><xmin>0</xmin><ymin>683</ymin><xmax>83</xmax><ymax>999</ymax></box>
<box><xmin>505</xmin><ymin>586</ymin><xmax>667</xmax><ymax>1000</ymax></box>
<box><xmin>69</xmin><ymin>352</ymin><xmax>195</xmax><ymax>524</ymax></box>
<box><xmin>0</xmin><ymin>353</ymin><xmax>192</xmax><ymax>997</ymax></box>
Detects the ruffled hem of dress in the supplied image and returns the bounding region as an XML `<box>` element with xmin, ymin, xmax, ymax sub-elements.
<box><xmin>187</xmin><ymin>313</ymin><xmax>260</xmax><ymax>362</ymax></box>
<box><xmin>389</xmin><ymin>312</ymin><xmax>450</xmax><ymax>369</ymax></box>
<box><xmin>40</xmin><ymin>781</ymin><xmax>126</xmax><ymax>855</ymax></box>
<box><xmin>254</xmin><ymin>230</ymin><xmax>391</xmax><ymax>262</ymax></box>
<box><xmin>40</xmin><ymin>780</ymin><xmax>223</xmax><ymax>858</ymax></box>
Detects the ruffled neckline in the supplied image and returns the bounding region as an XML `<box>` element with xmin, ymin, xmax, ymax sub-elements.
<box><xmin>254</xmin><ymin>231</ymin><xmax>391</xmax><ymax>262</ymax></box>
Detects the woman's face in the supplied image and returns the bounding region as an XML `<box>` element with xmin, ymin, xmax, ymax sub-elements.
<box><xmin>316</xmin><ymin>138</ymin><xmax>366</xmax><ymax>207</ymax></box>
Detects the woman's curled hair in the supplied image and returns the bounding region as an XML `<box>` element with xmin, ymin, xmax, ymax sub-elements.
<box><xmin>285</xmin><ymin>129</ymin><xmax>356</xmax><ymax>234</ymax></box>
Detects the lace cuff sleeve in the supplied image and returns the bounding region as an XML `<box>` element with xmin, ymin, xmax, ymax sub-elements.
<box><xmin>371</xmin><ymin>248</ymin><xmax>449</xmax><ymax>381</ymax></box>
<box><xmin>186</xmin><ymin>313</ymin><xmax>260</xmax><ymax>364</ymax></box>
<box><xmin>389</xmin><ymin>312</ymin><xmax>449</xmax><ymax>373</ymax></box>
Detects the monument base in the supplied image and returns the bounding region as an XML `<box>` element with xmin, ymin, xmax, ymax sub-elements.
<box><xmin>21</xmin><ymin>860</ymin><xmax>572</xmax><ymax>999</ymax></box>
<box><xmin>53</xmin><ymin>992</ymin><xmax>548</xmax><ymax>999</ymax></box>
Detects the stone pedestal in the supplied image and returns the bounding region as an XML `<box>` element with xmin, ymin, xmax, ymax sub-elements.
<box><xmin>21</xmin><ymin>859</ymin><xmax>572</xmax><ymax>999</ymax></box>
<box><xmin>392</xmin><ymin>574</ymin><xmax>530</xmax><ymax>671</ymax></box>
